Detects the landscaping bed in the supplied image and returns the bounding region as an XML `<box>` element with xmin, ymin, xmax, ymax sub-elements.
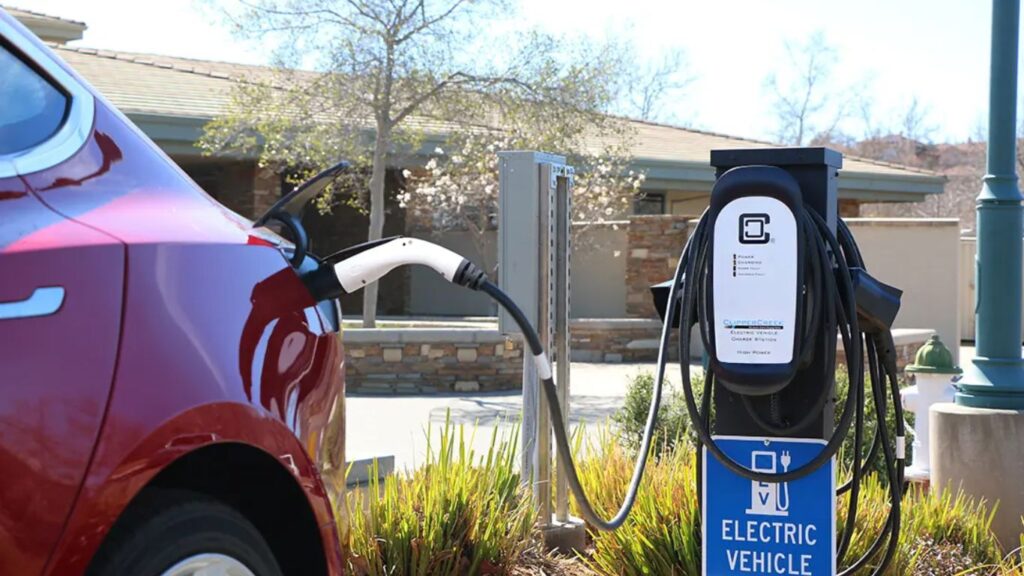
<box><xmin>341</xmin><ymin>374</ymin><xmax>1024</xmax><ymax>575</ymax></box>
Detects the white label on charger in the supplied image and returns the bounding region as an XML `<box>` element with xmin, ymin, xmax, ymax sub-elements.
<box><xmin>712</xmin><ymin>196</ymin><xmax>797</xmax><ymax>364</ymax></box>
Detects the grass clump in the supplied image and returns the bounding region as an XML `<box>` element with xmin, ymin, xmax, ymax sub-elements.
<box><xmin>573</xmin><ymin>427</ymin><xmax>700</xmax><ymax>575</ymax></box>
<box><xmin>836</xmin><ymin>476</ymin><xmax>1002</xmax><ymax>574</ymax></box>
<box><xmin>344</xmin><ymin>415</ymin><xmax>536</xmax><ymax>576</ymax></box>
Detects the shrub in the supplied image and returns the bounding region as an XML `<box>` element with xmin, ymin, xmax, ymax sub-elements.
<box><xmin>612</xmin><ymin>371</ymin><xmax>704</xmax><ymax>454</ymax></box>
<box><xmin>612</xmin><ymin>368</ymin><xmax>914</xmax><ymax>480</ymax></box>
<box><xmin>345</xmin><ymin>415</ymin><xmax>536</xmax><ymax>576</ymax></box>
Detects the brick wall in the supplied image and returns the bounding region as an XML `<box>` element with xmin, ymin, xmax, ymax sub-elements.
<box><xmin>625</xmin><ymin>215</ymin><xmax>693</xmax><ymax>317</ymax></box>
<box><xmin>839</xmin><ymin>199</ymin><xmax>861</xmax><ymax>218</ymax></box>
<box><xmin>302</xmin><ymin>169</ymin><xmax>409</xmax><ymax>316</ymax></box>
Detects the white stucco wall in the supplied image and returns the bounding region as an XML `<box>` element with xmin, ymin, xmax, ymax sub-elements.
<box><xmin>846</xmin><ymin>218</ymin><xmax>961</xmax><ymax>361</ymax></box>
<box><xmin>407</xmin><ymin>224</ymin><xmax>629</xmax><ymax>318</ymax></box>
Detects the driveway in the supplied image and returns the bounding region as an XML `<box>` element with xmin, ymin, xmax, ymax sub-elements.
<box><xmin>346</xmin><ymin>362</ymin><xmax>702</xmax><ymax>473</ymax></box>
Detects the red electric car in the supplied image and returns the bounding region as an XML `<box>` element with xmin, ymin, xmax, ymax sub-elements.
<box><xmin>0</xmin><ymin>10</ymin><xmax>346</xmax><ymax>576</ymax></box>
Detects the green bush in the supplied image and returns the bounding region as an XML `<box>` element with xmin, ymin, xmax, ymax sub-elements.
<box><xmin>612</xmin><ymin>371</ymin><xmax>703</xmax><ymax>454</ymax></box>
<box><xmin>344</xmin><ymin>415</ymin><xmax>536</xmax><ymax>576</ymax></box>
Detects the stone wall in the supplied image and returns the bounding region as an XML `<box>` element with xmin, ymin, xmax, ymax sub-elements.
<box><xmin>571</xmin><ymin>318</ymin><xmax>679</xmax><ymax>363</ymax></box>
<box><xmin>344</xmin><ymin>323</ymin><xmax>932</xmax><ymax>394</ymax></box>
<box><xmin>345</xmin><ymin>329</ymin><xmax>523</xmax><ymax>394</ymax></box>
<box><xmin>626</xmin><ymin>215</ymin><xmax>693</xmax><ymax>317</ymax></box>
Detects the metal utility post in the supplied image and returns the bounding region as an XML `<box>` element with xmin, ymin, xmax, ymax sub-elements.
<box><xmin>497</xmin><ymin>152</ymin><xmax>579</xmax><ymax>540</ymax></box>
<box><xmin>957</xmin><ymin>0</ymin><xmax>1024</xmax><ymax>409</ymax></box>
<box><xmin>933</xmin><ymin>0</ymin><xmax>1024</xmax><ymax>545</ymax></box>
<box><xmin>547</xmin><ymin>163</ymin><xmax>574</xmax><ymax>523</ymax></box>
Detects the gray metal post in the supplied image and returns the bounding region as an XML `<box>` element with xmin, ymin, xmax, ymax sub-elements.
<box><xmin>551</xmin><ymin>165</ymin><xmax>573</xmax><ymax>522</ymax></box>
<box><xmin>497</xmin><ymin>151</ymin><xmax>571</xmax><ymax>529</ymax></box>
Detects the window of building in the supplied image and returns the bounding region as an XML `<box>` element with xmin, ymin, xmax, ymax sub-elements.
<box><xmin>634</xmin><ymin>192</ymin><xmax>665</xmax><ymax>215</ymax></box>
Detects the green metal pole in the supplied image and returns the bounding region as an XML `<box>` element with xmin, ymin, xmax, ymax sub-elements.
<box><xmin>957</xmin><ymin>0</ymin><xmax>1024</xmax><ymax>408</ymax></box>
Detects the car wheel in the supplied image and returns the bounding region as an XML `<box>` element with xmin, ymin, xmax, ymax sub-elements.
<box><xmin>86</xmin><ymin>489</ymin><xmax>283</xmax><ymax>576</ymax></box>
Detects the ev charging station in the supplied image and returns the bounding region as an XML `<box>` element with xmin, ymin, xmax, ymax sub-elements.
<box><xmin>304</xmin><ymin>145</ymin><xmax>905</xmax><ymax>575</ymax></box>
<box><xmin>700</xmin><ymin>149</ymin><xmax>843</xmax><ymax>575</ymax></box>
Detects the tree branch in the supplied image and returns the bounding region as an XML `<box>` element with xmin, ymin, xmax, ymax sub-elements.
<box><xmin>394</xmin><ymin>0</ymin><xmax>468</xmax><ymax>44</ymax></box>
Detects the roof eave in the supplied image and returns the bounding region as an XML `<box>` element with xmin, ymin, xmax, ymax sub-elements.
<box><xmin>632</xmin><ymin>157</ymin><xmax>946</xmax><ymax>202</ymax></box>
<box><xmin>12</xmin><ymin>15</ymin><xmax>85</xmax><ymax>43</ymax></box>
<box><xmin>129</xmin><ymin>113</ymin><xmax>947</xmax><ymax>202</ymax></box>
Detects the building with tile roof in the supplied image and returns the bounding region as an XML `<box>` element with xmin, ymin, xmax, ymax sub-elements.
<box><xmin>6</xmin><ymin>5</ymin><xmax>952</xmax><ymax>316</ymax></box>
<box><xmin>8</xmin><ymin>5</ymin><xmax>945</xmax><ymax>219</ymax></box>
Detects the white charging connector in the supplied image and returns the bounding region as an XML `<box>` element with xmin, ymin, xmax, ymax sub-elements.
<box><xmin>331</xmin><ymin>237</ymin><xmax>465</xmax><ymax>293</ymax></box>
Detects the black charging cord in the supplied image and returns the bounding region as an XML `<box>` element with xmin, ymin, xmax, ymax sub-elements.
<box><xmin>473</xmin><ymin>225</ymin><xmax>697</xmax><ymax>531</ymax></box>
<box><xmin>679</xmin><ymin>208</ymin><xmax>863</xmax><ymax>483</ymax></box>
<box><xmin>307</xmin><ymin>208</ymin><xmax>904</xmax><ymax>565</ymax></box>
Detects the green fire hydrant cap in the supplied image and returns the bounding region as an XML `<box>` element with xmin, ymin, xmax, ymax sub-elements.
<box><xmin>905</xmin><ymin>335</ymin><xmax>962</xmax><ymax>374</ymax></box>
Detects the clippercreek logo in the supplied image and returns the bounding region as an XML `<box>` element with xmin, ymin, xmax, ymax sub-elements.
<box><xmin>723</xmin><ymin>318</ymin><xmax>785</xmax><ymax>330</ymax></box>
<box><xmin>739</xmin><ymin>213</ymin><xmax>771</xmax><ymax>244</ymax></box>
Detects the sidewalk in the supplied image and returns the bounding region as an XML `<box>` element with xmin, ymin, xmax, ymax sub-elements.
<box><xmin>345</xmin><ymin>362</ymin><xmax>702</xmax><ymax>473</ymax></box>
<box><xmin>347</xmin><ymin>345</ymin><xmax>983</xmax><ymax>474</ymax></box>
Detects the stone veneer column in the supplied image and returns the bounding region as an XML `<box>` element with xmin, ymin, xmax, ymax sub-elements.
<box><xmin>625</xmin><ymin>215</ymin><xmax>692</xmax><ymax>317</ymax></box>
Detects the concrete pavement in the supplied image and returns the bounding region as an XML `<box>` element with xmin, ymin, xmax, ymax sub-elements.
<box><xmin>345</xmin><ymin>362</ymin><xmax>701</xmax><ymax>473</ymax></box>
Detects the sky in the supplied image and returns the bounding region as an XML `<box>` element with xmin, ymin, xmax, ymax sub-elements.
<box><xmin>10</xmin><ymin>0</ymin><xmax>1017</xmax><ymax>144</ymax></box>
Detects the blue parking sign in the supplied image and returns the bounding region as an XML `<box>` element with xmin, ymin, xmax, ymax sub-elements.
<box><xmin>703</xmin><ymin>436</ymin><xmax>835</xmax><ymax>576</ymax></box>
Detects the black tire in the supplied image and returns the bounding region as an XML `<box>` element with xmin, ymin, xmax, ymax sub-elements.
<box><xmin>87</xmin><ymin>489</ymin><xmax>283</xmax><ymax>576</ymax></box>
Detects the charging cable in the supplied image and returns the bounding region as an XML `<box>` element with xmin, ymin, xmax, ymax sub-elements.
<box><xmin>302</xmin><ymin>226</ymin><xmax>905</xmax><ymax>573</ymax></box>
<box><xmin>303</xmin><ymin>235</ymin><xmax>688</xmax><ymax>531</ymax></box>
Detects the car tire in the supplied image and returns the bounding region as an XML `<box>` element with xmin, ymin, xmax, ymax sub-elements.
<box><xmin>86</xmin><ymin>489</ymin><xmax>283</xmax><ymax>576</ymax></box>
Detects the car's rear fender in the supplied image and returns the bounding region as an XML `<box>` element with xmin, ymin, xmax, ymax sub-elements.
<box><xmin>44</xmin><ymin>402</ymin><xmax>343</xmax><ymax>576</ymax></box>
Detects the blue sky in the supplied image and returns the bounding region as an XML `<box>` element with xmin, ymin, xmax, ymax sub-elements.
<box><xmin>14</xmin><ymin>0</ymin><xmax>1018</xmax><ymax>144</ymax></box>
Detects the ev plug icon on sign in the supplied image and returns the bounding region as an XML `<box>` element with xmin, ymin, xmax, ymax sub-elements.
<box><xmin>746</xmin><ymin>451</ymin><xmax>791</xmax><ymax>517</ymax></box>
<box><xmin>739</xmin><ymin>213</ymin><xmax>771</xmax><ymax>244</ymax></box>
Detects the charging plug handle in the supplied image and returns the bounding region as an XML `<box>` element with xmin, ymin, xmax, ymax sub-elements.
<box><xmin>851</xmin><ymin>267</ymin><xmax>902</xmax><ymax>334</ymax></box>
<box><xmin>301</xmin><ymin>236</ymin><xmax>486</xmax><ymax>301</ymax></box>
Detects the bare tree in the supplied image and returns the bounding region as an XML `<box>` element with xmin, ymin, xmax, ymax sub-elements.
<box><xmin>624</xmin><ymin>48</ymin><xmax>693</xmax><ymax>123</ymax></box>
<box><xmin>900</xmin><ymin>96</ymin><xmax>937</xmax><ymax>143</ymax></box>
<box><xmin>765</xmin><ymin>31</ymin><xmax>853</xmax><ymax>146</ymax></box>
<box><xmin>202</xmin><ymin>0</ymin><xmax>627</xmax><ymax>327</ymax></box>
<box><xmin>853</xmin><ymin>98</ymin><xmax>980</xmax><ymax>230</ymax></box>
